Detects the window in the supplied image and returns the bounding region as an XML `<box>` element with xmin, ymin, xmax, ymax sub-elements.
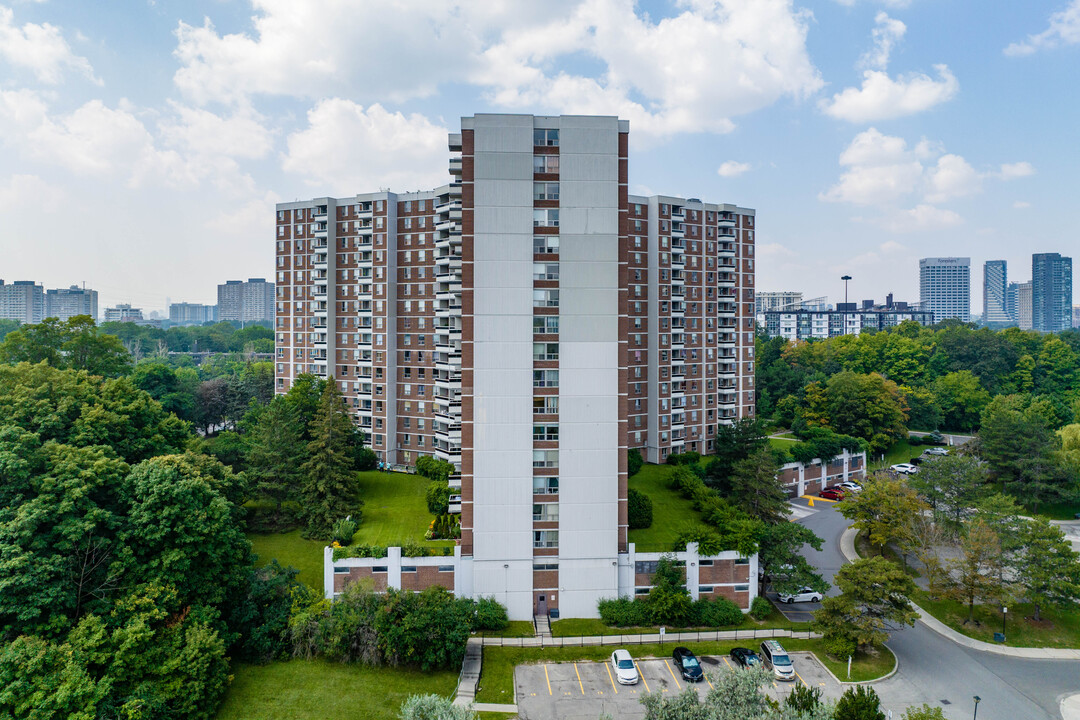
<box><xmin>700</xmin><ymin>560</ymin><xmax>714</xmax><ymax>567</ymax></box>
<box><xmin>533</xmin><ymin>503</ymin><xmax>559</xmax><ymax>521</ymax></box>
<box><xmin>533</xmin><ymin>562</ymin><xmax>558</xmax><ymax>571</ymax></box>
<box><xmin>401</xmin><ymin>566</ymin><xmax>417</xmax><ymax>573</ymax></box>
<box><xmin>334</xmin><ymin>567</ymin><xmax>349</xmax><ymax>574</ymax></box>
<box><xmin>533</xmin><ymin>450</ymin><xmax>558</xmax><ymax>468</ymax></box>
<box><xmin>635</xmin><ymin>561</ymin><xmax>659</xmax><ymax>575</ymax></box>
<box><xmin>533</xmin><ymin>530</ymin><xmax>559</xmax><ymax>548</ymax></box>
<box><xmin>533</xmin><ymin>155</ymin><xmax>560</xmax><ymax>173</ymax></box>
<box><xmin>533</xmin><ymin>370</ymin><xmax>559</xmax><ymax>387</ymax></box>
<box><xmin>533</xmin><ymin>396</ymin><xmax>558</xmax><ymax>414</ymax></box>
<box><xmin>533</xmin><ymin>316</ymin><xmax>559</xmax><ymax>334</ymax></box>
<box><xmin>533</xmin><ymin>342</ymin><xmax>559</xmax><ymax>361</ymax></box>
<box><xmin>533</xmin><ymin>262</ymin><xmax>559</xmax><ymax>280</ymax></box>
<box><xmin>533</xmin><ymin>476</ymin><xmax>559</xmax><ymax>494</ymax></box>
<box><xmin>533</xmin><ymin>289</ymin><xmax>559</xmax><ymax>307</ymax></box>
<box><xmin>534</xmin><ymin>128</ymin><xmax>559</xmax><ymax>146</ymax></box>
<box><xmin>533</xmin><ymin>424</ymin><xmax>559</xmax><ymax>441</ymax></box>
<box><xmin>438</xmin><ymin>565</ymin><xmax>454</xmax><ymax>572</ymax></box>
<box><xmin>533</xmin><ymin>182</ymin><xmax>560</xmax><ymax>201</ymax></box>
<box><xmin>533</xmin><ymin>236</ymin><xmax>560</xmax><ymax>254</ymax></box>
<box><xmin>533</xmin><ymin>208</ymin><xmax>559</xmax><ymax>227</ymax></box>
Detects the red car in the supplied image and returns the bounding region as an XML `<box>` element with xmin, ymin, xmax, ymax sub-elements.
<box><xmin>819</xmin><ymin>487</ymin><xmax>845</xmax><ymax>501</ymax></box>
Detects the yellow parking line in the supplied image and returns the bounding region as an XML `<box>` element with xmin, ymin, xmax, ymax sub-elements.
<box><xmin>574</xmin><ymin>663</ymin><xmax>584</xmax><ymax>695</ymax></box>
<box><xmin>722</xmin><ymin>656</ymin><xmax>733</xmax><ymax>669</ymax></box>
<box><xmin>544</xmin><ymin>664</ymin><xmax>552</xmax><ymax>695</ymax></box>
<box><xmin>794</xmin><ymin>670</ymin><xmax>810</xmax><ymax>687</ymax></box>
<box><xmin>634</xmin><ymin>660</ymin><xmax>651</xmax><ymax>693</ymax></box>
<box><xmin>604</xmin><ymin>661</ymin><xmax>619</xmax><ymax>694</ymax></box>
<box><xmin>705</xmin><ymin>672</ymin><xmax>714</xmax><ymax>689</ymax></box>
<box><xmin>802</xmin><ymin>494</ymin><xmax>836</xmax><ymax>503</ymax></box>
<box><xmin>664</xmin><ymin>659</ymin><xmax>683</xmax><ymax>690</ymax></box>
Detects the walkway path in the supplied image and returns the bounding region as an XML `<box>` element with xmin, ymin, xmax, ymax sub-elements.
<box><xmin>839</xmin><ymin>527</ymin><xmax>1080</xmax><ymax>660</ymax></box>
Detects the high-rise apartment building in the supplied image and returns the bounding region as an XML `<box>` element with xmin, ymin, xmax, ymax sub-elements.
<box><xmin>919</xmin><ymin>257</ymin><xmax>970</xmax><ymax>323</ymax></box>
<box><xmin>169</xmin><ymin>302</ymin><xmax>217</xmax><ymax>326</ymax></box>
<box><xmin>983</xmin><ymin>260</ymin><xmax>1009</xmax><ymax>325</ymax></box>
<box><xmin>44</xmin><ymin>285</ymin><xmax>98</xmax><ymax>321</ymax></box>
<box><xmin>103</xmin><ymin>304</ymin><xmax>144</xmax><ymax>323</ymax></box>
<box><xmin>1032</xmin><ymin>252</ymin><xmax>1072</xmax><ymax>333</ymax></box>
<box><xmin>218</xmin><ymin>278</ymin><xmax>275</xmax><ymax>324</ymax></box>
<box><xmin>1017</xmin><ymin>281</ymin><xmax>1034</xmax><ymax>330</ymax></box>
<box><xmin>1007</xmin><ymin>281</ymin><xmax>1021</xmax><ymax>322</ymax></box>
<box><xmin>755</xmin><ymin>291</ymin><xmax>803</xmax><ymax>314</ymax></box>
<box><xmin>0</xmin><ymin>280</ymin><xmax>45</xmax><ymax>324</ymax></box>
<box><xmin>278</xmin><ymin>114</ymin><xmax>756</xmax><ymax>619</ymax></box>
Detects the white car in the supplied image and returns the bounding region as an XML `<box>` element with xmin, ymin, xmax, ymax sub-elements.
<box><xmin>778</xmin><ymin>586</ymin><xmax>823</xmax><ymax>604</ymax></box>
<box><xmin>923</xmin><ymin>447</ymin><xmax>949</xmax><ymax>456</ymax></box>
<box><xmin>610</xmin><ymin>649</ymin><xmax>639</xmax><ymax>685</ymax></box>
<box><xmin>890</xmin><ymin>463</ymin><xmax>919</xmax><ymax>475</ymax></box>
<box><xmin>838</xmin><ymin>481</ymin><xmax>862</xmax><ymax>493</ymax></box>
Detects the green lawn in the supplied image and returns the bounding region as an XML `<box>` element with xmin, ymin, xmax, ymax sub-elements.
<box><xmin>481</xmin><ymin>621</ymin><xmax>537</xmax><ymax>638</ymax></box>
<box><xmin>627</xmin><ymin>464</ymin><xmax>709</xmax><ymax>552</ymax></box>
<box><xmin>353</xmin><ymin>470</ymin><xmax>455</xmax><ymax>549</ymax></box>
<box><xmin>476</xmin><ymin>640</ymin><xmax>894</xmax><ymax>703</ymax></box>
<box><xmin>913</xmin><ymin>590</ymin><xmax>1080</xmax><ymax>649</ymax></box>
<box><xmin>248</xmin><ymin>529</ymin><xmax>326</xmax><ymax>590</ymax></box>
<box><xmin>215</xmin><ymin>660</ymin><xmax>457</xmax><ymax>720</ymax></box>
<box><xmin>247</xmin><ymin>470</ymin><xmax>452</xmax><ymax>591</ymax></box>
<box><xmin>768</xmin><ymin>437</ymin><xmax>800</xmax><ymax>452</ymax></box>
<box><xmin>1028</xmin><ymin>499</ymin><xmax>1080</xmax><ymax>521</ymax></box>
<box><xmin>549</xmin><ymin>610</ymin><xmax>810</xmax><ymax>638</ymax></box>
<box><xmin>867</xmin><ymin>439</ymin><xmax>918</xmax><ymax>471</ymax></box>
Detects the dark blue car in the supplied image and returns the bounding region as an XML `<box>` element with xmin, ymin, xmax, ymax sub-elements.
<box><xmin>672</xmin><ymin>646</ymin><xmax>704</xmax><ymax>682</ymax></box>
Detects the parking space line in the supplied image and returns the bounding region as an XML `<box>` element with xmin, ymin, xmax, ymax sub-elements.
<box><xmin>634</xmin><ymin>660</ymin><xmax>651</xmax><ymax>693</ymax></box>
<box><xmin>573</xmin><ymin>663</ymin><xmax>584</xmax><ymax>695</ymax></box>
<box><xmin>604</xmin><ymin>661</ymin><xmax>618</xmax><ymax>694</ymax></box>
<box><xmin>794</xmin><ymin>669</ymin><xmax>810</xmax><ymax>687</ymax></box>
<box><xmin>544</xmin><ymin>664</ymin><xmax>552</xmax><ymax>696</ymax></box>
<box><xmin>664</xmin><ymin>659</ymin><xmax>683</xmax><ymax>690</ymax></box>
<box><xmin>705</xmin><ymin>673</ymin><xmax>714</xmax><ymax>689</ymax></box>
<box><xmin>722</xmin><ymin>657</ymin><xmax>733</xmax><ymax>669</ymax></box>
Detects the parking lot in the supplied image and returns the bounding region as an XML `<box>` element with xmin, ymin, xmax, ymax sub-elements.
<box><xmin>770</xmin><ymin>593</ymin><xmax>823</xmax><ymax>623</ymax></box>
<box><xmin>514</xmin><ymin>651</ymin><xmax>842</xmax><ymax>720</ymax></box>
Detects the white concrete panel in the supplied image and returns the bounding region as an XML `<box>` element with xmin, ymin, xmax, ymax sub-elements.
<box><xmin>474</xmin><ymin>180</ymin><xmax>533</xmax><ymax>208</ymax></box>
<box><xmin>474</xmin><ymin>206</ymin><xmax>537</xmax><ymax>231</ymax></box>
<box><xmin>472</xmin><ymin>233</ymin><xmax>533</xmax><ymax>263</ymax></box>
<box><xmin>560</xmin><ymin>154</ymin><xmax>619</xmax><ymax>182</ymax></box>
<box><xmin>560</xmin><ymin>127</ymin><xmax>619</xmax><ymax>155</ymax></box>
<box><xmin>559</xmin><ymin>208</ymin><xmax>619</xmax><ymax>235</ymax></box>
<box><xmin>474</xmin><ymin>152</ymin><xmax>534</xmax><ymax>180</ymax></box>
<box><xmin>559</xmin><ymin>181</ymin><xmax>618</xmax><ymax>208</ymax></box>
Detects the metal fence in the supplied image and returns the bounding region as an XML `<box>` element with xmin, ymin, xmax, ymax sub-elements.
<box><xmin>478</xmin><ymin>626</ymin><xmax>819</xmax><ymax>648</ymax></box>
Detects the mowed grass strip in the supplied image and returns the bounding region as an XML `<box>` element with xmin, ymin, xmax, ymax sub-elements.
<box><xmin>476</xmin><ymin>640</ymin><xmax>895</xmax><ymax>703</ymax></box>
<box><xmin>627</xmin><ymin>464</ymin><xmax>710</xmax><ymax>552</ymax></box>
<box><xmin>215</xmin><ymin>660</ymin><xmax>458</xmax><ymax>720</ymax></box>
<box><xmin>248</xmin><ymin>529</ymin><xmax>326</xmax><ymax>590</ymax></box>
<box><xmin>914</xmin><ymin>590</ymin><xmax>1080</xmax><ymax>649</ymax></box>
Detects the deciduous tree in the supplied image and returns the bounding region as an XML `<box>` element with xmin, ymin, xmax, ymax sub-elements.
<box><xmin>838</xmin><ymin>475</ymin><xmax>927</xmax><ymax>556</ymax></box>
<box><xmin>949</xmin><ymin>519</ymin><xmax>1002</xmax><ymax>623</ymax></box>
<box><xmin>813</xmin><ymin>556</ymin><xmax>917</xmax><ymax>651</ymax></box>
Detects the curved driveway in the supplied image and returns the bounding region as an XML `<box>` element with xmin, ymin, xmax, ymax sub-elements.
<box><xmin>795</xmin><ymin>500</ymin><xmax>1080</xmax><ymax>720</ymax></box>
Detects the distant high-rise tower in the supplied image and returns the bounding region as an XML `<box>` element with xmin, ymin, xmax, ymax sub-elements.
<box><xmin>218</xmin><ymin>278</ymin><xmax>275</xmax><ymax>324</ymax></box>
<box><xmin>983</xmin><ymin>260</ymin><xmax>1009</xmax><ymax>325</ymax></box>
<box><xmin>1007</xmin><ymin>281</ymin><xmax>1020</xmax><ymax>322</ymax></box>
<box><xmin>1017</xmin><ymin>282</ymin><xmax>1034</xmax><ymax>330</ymax></box>
<box><xmin>45</xmin><ymin>285</ymin><xmax>98</xmax><ymax>321</ymax></box>
<box><xmin>1032</xmin><ymin>253</ymin><xmax>1072</xmax><ymax>333</ymax></box>
<box><xmin>0</xmin><ymin>280</ymin><xmax>45</xmax><ymax>324</ymax></box>
<box><xmin>919</xmin><ymin>257</ymin><xmax>970</xmax><ymax>323</ymax></box>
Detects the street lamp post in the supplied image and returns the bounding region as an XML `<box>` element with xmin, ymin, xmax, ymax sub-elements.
<box><xmin>1002</xmin><ymin>606</ymin><xmax>1007</xmax><ymax>639</ymax></box>
<box><xmin>973</xmin><ymin>695</ymin><xmax>981</xmax><ymax>720</ymax></box>
<box><xmin>841</xmin><ymin>275</ymin><xmax>852</xmax><ymax>306</ymax></box>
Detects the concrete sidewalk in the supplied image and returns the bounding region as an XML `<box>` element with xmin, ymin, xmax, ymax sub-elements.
<box><xmin>839</xmin><ymin>527</ymin><xmax>1080</xmax><ymax>660</ymax></box>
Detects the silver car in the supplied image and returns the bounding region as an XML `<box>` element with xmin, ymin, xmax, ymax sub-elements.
<box><xmin>890</xmin><ymin>463</ymin><xmax>918</xmax><ymax>475</ymax></box>
<box><xmin>779</xmin><ymin>586</ymin><xmax>823</xmax><ymax>604</ymax></box>
<box><xmin>610</xmin><ymin>649</ymin><xmax>639</xmax><ymax>685</ymax></box>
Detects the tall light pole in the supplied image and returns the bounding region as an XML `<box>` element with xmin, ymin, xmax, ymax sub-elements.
<box><xmin>841</xmin><ymin>275</ymin><xmax>852</xmax><ymax>306</ymax></box>
<box><xmin>973</xmin><ymin>695</ymin><xmax>981</xmax><ymax>720</ymax></box>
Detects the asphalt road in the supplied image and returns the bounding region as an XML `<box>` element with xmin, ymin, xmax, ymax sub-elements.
<box><xmin>794</xmin><ymin>499</ymin><xmax>1080</xmax><ymax>720</ymax></box>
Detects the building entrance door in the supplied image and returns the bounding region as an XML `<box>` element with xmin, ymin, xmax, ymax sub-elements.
<box><xmin>537</xmin><ymin>595</ymin><xmax>547</xmax><ymax>616</ymax></box>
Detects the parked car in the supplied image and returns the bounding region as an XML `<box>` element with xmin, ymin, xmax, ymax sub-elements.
<box><xmin>672</xmin><ymin>647</ymin><xmax>704</xmax><ymax>682</ymax></box>
<box><xmin>759</xmin><ymin>639</ymin><xmax>795</xmax><ymax>681</ymax></box>
<box><xmin>890</xmin><ymin>463</ymin><xmax>919</xmax><ymax>475</ymax></box>
<box><xmin>729</xmin><ymin>647</ymin><xmax>761</xmax><ymax>669</ymax></box>
<box><xmin>610</xmin><ymin>649</ymin><xmax>640</xmax><ymax>685</ymax></box>
<box><xmin>923</xmin><ymin>447</ymin><xmax>949</xmax><ymax>456</ymax></box>
<box><xmin>819</xmin><ymin>487</ymin><xmax>845</xmax><ymax>500</ymax></box>
<box><xmin>838</xmin><ymin>481</ymin><xmax>862</xmax><ymax>493</ymax></box>
<box><xmin>778</xmin><ymin>586</ymin><xmax>823</xmax><ymax>604</ymax></box>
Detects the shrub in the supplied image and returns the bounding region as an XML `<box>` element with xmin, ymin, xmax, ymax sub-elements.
<box><xmin>786</xmin><ymin>684</ymin><xmax>824</xmax><ymax>714</ymax></box>
<box><xmin>665</xmin><ymin>451</ymin><xmax>701</xmax><ymax>466</ymax></box>
<box><xmin>331</xmin><ymin>544</ymin><xmax>388</xmax><ymax>561</ymax></box>
<box><xmin>332</xmin><ymin>518</ymin><xmax>358</xmax><ymax>545</ymax></box>
<box><xmin>416</xmin><ymin>456</ymin><xmax>455</xmax><ymax>484</ymax></box>
<box><xmin>426</xmin><ymin>513</ymin><xmax>461</xmax><ymax>540</ymax></box>
<box><xmin>472</xmin><ymin>597</ymin><xmax>509</xmax><ymax>631</ymax></box>
<box><xmin>597</xmin><ymin>597</ymin><xmax>651</xmax><ymax>627</ymax></box>
<box><xmin>400</xmin><ymin>695</ymin><xmax>476</xmax><ymax>720</ymax></box>
<box><xmin>835</xmin><ymin>685</ymin><xmax>885</xmax><ymax>720</ymax></box>
<box><xmin>749</xmin><ymin>596</ymin><xmax>773</xmax><ymax>621</ymax></box>
<box><xmin>355</xmin><ymin>446</ymin><xmax>378</xmax><ymax>471</ymax></box>
<box><xmin>693</xmin><ymin>597</ymin><xmax>744</xmax><ymax>627</ymax></box>
<box><xmin>401</xmin><ymin>538</ymin><xmax>427</xmax><ymax>558</ymax></box>
<box><xmin>426</xmin><ymin>481</ymin><xmax>451</xmax><ymax>515</ymax></box>
<box><xmin>628</xmin><ymin>448</ymin><xmax>644</xmax><ymax>477</ymax></box>
<box><xmin>375</xmin><ymin>587</ymin><xmax>473</xmax><ymax>670</ymax></box>
<box><xmin>245</xmin><ymin>504</ymin><xmax>302</xmax><ymax>533</ymax></box>
<box><xmin>627</xmin><ymin>488</ymin><xmax>653</xmax><ymax>529</ymax></box>
<box><xmin>823</xmin><ymin>632</ymin><xmax>857</xmax><ymax>661</ymax></box>
<box><xmin>907</xmin><ymin>434</ymin><xmax>923</xmax><ymax>446</ymax></box>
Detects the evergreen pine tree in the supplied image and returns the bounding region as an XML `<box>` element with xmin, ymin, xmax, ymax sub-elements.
<box><xmin>245</xmin><ymin>398</ymin><xmax>306</xmax><ymax>512</ymax></box>
<box><xmin>300</xmin><ymin>379</ymin><xmax>360</xmax><ymax>538</ymax></box>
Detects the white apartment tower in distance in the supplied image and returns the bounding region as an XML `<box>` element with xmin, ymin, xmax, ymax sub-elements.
<box><xmin>983</xmin><ymin>260</ymin><xmax>1009</xmax><ymax>324</ymax></box>
<box><xmin>919</xmin><ymin>257</ymin><xmax>970</xmax><ymax>323</ymax></box>
<box><xmin>276</xmin><ymin>114</ymin><xmax>756</xmax><ymax>619</ymax></box>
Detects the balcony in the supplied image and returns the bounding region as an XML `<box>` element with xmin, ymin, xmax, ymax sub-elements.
<box><xmin>449</xmin><ymin>157</ymin><xmax>462</xmax><ymax>176</ymax></box>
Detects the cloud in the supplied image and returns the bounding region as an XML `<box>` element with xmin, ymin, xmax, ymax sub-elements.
<box><xmin>158</xmin><ymin>104</ymin><xmax>274</xmax><ymax>160</ymax></box>
<box><xmin>717</xmin><ymin>161</ymin><xmax>751</xmax><ymax>178</ymax></box>
<box><xmin>173</xmin><ymin>0</ymin><xmax>823</xmax><ymax>142</ymax></box>
<box><xmin>997</xmin><ymin>161</ymin><xmax>1036</xmax><ymax>180</ymax></box>
<box><xmin>1005</xmin><ymin>0</ymin><xmax>1080</xmax><ymax>56</ymax></box>
<box><xmin>1013</xmin><ymin>200</ymin><xmax>1032</xmax><ymax>209</ymax></box>
<box><xmin>0</xmin><ymin>174</ymin><xmax>64</xmax><ymax>211</ymax></box>
<box><xmin>282</xmin><ymin>101</ymin><xmax>449</xmax><ymax>192</ymax></box>
<box><xmin>0</xmin><ymin>6</ymin><xmax>100</xmax><ymax>85</ymax></box>
<box><xmin>833</xmin><ymin>0</ymin><xmax>911</xmax><ymax>7</ymax></box>
<box><xmin>821</xmin><ymin>128</ymin><xmax>1035</xmax><ymax>231</ymax></box>
<box><xmin>820</xmin><ymin>65</ymin><xmax>958</xmax><ymax>123</ymax></box>
<box><xmin>477</xmin><ymin>0</ymin><xmax>823</xmax><ymax>140</ymax></box>
<box><xmin>859</xmin><ymin>12</ymin><xmax>906</xmax><ymax>70</ymax></box>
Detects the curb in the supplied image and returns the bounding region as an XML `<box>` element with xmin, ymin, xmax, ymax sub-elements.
<box><xmin>799</xmin><ymin>646</ymin><xmax>899</xmax><ymax>686</ymax></box>
<box><xmin>839</xmin><ymin>527</ymin><xmax>1080</xmax><ymax>660</ymax></box>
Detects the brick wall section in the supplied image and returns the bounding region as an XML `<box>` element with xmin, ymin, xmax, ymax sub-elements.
<box><xmin>400</xmin><ymin>566</ymin><xmax>454</xmax><ymax>592</ymax></box>
<box><xmin>335</xmin><ymin>567</ymin><xmax>388</xmax><ymax>593</ymax></box>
